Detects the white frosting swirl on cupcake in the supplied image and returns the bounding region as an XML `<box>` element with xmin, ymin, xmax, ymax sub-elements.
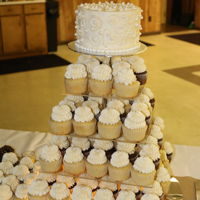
<box><xmin>99</xmin><ymin>108</ymin><xmax>120</xmax><ymax>125</ymax></box>
<box><xmin>114</xmin><ymin>68</ymin><xmax>137</xmax><ymax>85</ymax></box>
<box><xmin>111</xmin><ymin>56</ymin><xmax>122</xmax><ymax>64</ymax></box>
<box><xmin>64</xmin><ymin>147</ymin><xmax>83</xmax><ymax>163</ymax></box>
<box><xmin>0</xmin><ymin>184</ymin><xmax>13</xmax><ymax>200</ymax></box>
<box><xmin>141</xmin><ymin>194</ymin><xmax>160</xmax><ymax>200</ymax></box>
<box><xmin>156</xmin><ymin>166</ymin><xmax>170</xmax><ymax>182</ymax></box>
<box><xmin>163</xmin><ymin>141</ymin><xmax>173</xmax><ymax>154</ymax></box>
<box><xmin>74</xmin><ymin>106</ymin><xmax>94</xmax><ymax>122</ymax></box>
<box><xmin>32</xmin><ymin>161</ymin><xmax>41</xmax><ymax>174</ymax></box>
<box><xmin>37</xmin><ymin>173</ymin><xmax>56</xmax><ymax>183</ymax></box>
<box><xmin>0</xmin><ymin>161</ymin><xmax>13</xmax><ymax>175</ymax></box>
<box><xmin>144</xmin><ymin>136</ymin><xmax>158</xmax><ymax>145</ymax></box>
<box><xmin>93</xmin><ymin>138</ymin><xmax>113</xmax><ymax>151</ymax></box>
<box><xmin>150</xmin><ymin>125</ymin><xmax>163</xmax><ymax>140</ymax></box>
<box><xmin>2</xmin><ymin>152</ymin><xmax>18</xmax><ymax>165</ymax></box>
<box><xmin>142</xmin><ymin>88</ymin><xmax>154</xmax><ymax>99</ymax></box>
<box><xmin>94</xmin><ymin>189</ymin><xmax>114</xmax><ymax>200</ymax></box>
<box><xmin>59</xmin><ymin>99</ymin><xmax>76</xmax><ymax>111</ymax></box>
<box><xmin>15</xmin><ymin>184</ymin><xmax>28</xmax><ymax>199</ymax></box>
<box><xmin>110</xmin><ymin>151</ymin><xmax>129</xmax><ymax>167</ymax></box>
<box><xmin>143</xmin><ymin>181</ymin><xmax>163</xmax><ymax>196</ymax></box>
<box><xmin>28</xmin><ymin>180</ymin><xmax>49</xmax><ymax>196</ymax></box>
<box><xmin>154</xmin><ymin>117</ymin><xmax>165</xmax><ymax>130</ymax></box>
<box><xmin>50</xmin><ymin>183</ymin><xmax>70</xmax><ymax>200</ymax></box>
<box><xmin>120</xmin><ymin>179</ymin><xmax>139</xmax><ymax>193</ymax></box>
<box><xmin>88</xmin><ymin>96</ymin><xmax>104</xmax><ymax>105</ymax></box>
<box><xmin>20</xmin><ymin>157</ymin><xmax>34</xmax><ymax>169</ymax></box>
<box><xmin>56</xmin><ymin>175</ymin><xmax>75</xmax><ymax>187</ymax></box>
<box><xmin>2</xmin><ymin>175</ymin><xmax>19</xmax><ymax>191</ymax></box>
<box><xmin>140</xmin><ymin>144</ymin><xmax>160</xmax><ymax>161</ymax></box>
<box><xmin>51</xmin><ymin>135</ymin><xmax>69</xmax><ymax>149</ymax></box>
<box><xmin>133</xmin><ymin>156</ymin><xmax>155</xmax><ymax>173</ymax></box>
<box><xmin>87</xmin><ymin>149</ymin><xmax>107</xmax><ymax>165</ymax></box>
<box><xmin>72</xmin><ymin>185</ymin><xmax>92</xmax><ymax>200</ymax></box>
<box><xmin>116</xmin><ymin>137</ymin><xmax>135</xmax><ymax>154</ymax></box>
<box><xmin>134</xmin><ymin>94</ymin><xmax>151</xmax><ymax>108</ymax></box>
<box><xmin>39</xmin><ymin>145</ymin><xmax>61</xmax><ymax>162</ymax></box>
<box><xmin>13</xmin><ymin>165</ymin><xmax>30</xmax><ymax>180</ymax></box>
<box><xmin>82</xmin><ymin>100</ymin><xmax>100</xmax><ymax>115</ymax></box>
<box><xmin>116</xmin><ymin>190</ymin><xmax>136</xmax><ymax>200</ymax></box>
<box><xmin>51</xmin><ymin>104</ymin><xmax>72</xmax><ymax>122</ymax></box>
<box><xmin>131</xmin><ymin>102</ymin><xmax>150</xmax><ymax>117</ymax></box>
<box><xmin>77</xmin><ymin>54</ymin><xmax>93</xmax><ymax>64</ymax></box>
<box><xmin>99</xmin><ymin>176</ymin><xmax>117</xmax><ymax>191</ymax></box>
<box><xmin>65</xmin><ymin>64</ymin><xmax>87</xmax><ymax>79</ymax></box>
<box><xmin>124</xmin><ymin>111</ymin><xmax>146</xmax><ymax>129</ymax></box>
<box><xmin>64</xmin><ymin>95</ymin><xmax>84</xmax><ymax>104</ymax></box>
<box><xmin>24</xmin><ymin>173</ymin><xmax>38</xmax><ymax>185</ymax></box>
<box><xmin>91</xmin><ymin>64</ymin><xmax>112</xmax><ymax>81</ymax></box>
<box><xmin>112</xmin><ymin>61</ymin><xmax>131</xmax><ymax>76</ymax></box>
<box><xmin>107</xmin><ymin>99</ymin><xmax>125</xmax><ymax>114</ymax></box>
<box><xmin>71</xmin><ymin>137</ymin><xmax>90</xmax><ymax>151</ymax></box>
<box><xmin>78</xmin><ymin>174</ymin><xmax>98</xmax><ymax>189</ymax></box>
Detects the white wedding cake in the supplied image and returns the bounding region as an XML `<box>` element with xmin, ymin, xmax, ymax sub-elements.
<box><xmin>75</xmin><ymin>2</ymin><xmax>143</xmax><ymax>55</ymax></box>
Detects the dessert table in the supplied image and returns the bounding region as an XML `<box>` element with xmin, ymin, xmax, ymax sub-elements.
<box><xmin>0</xmin><ymin>128</ymin><xmax>198</xmax><ymax>200</ymax></box>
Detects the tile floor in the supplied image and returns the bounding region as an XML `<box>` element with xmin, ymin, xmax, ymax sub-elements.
<box><xmin>0</xmin><ymin>30</ymin><xmax>200</xmax><ymax>146</ymax></box>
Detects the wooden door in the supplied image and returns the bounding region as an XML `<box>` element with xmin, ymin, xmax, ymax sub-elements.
<box><xmin>25</xmin><ymin>14</ymin><xmax>47</xmax><ymax>52</ymax></box>
<box><xmin>1</xmin><ymin>15</ymin><xmax>25</xmax><ymax>54</ymax></box>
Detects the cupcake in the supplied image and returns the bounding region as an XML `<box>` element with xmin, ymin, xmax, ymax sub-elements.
<box><xmin>0</xmin><ymin>184</ymin><xmax>13</xmax><ymax>200</ymax></box>
<box><xmin>63</xmin><ymin>147</ymin><xmax>85</xmax><ymax>175</ymax></box>
<box><xmin>13</xmin><ymin>165</ymin><xmax>30</xmax><ymax>183</ymax></box>
<box><xmin>94</xmin><ymin>188</ymin><xmax>114</xmax><ymax>200</ymax></box>
<box><xmin>89</xmin><ymin>64</ymin><xmax>113</xmax><ymax>97</ymax></box>
<box><xmin>20</xmin><ymin>157</ymin><xmax>34</xmax><ymax>172</ymax></box>
<box><xmin>88</xmin><ymin>96</ymin><xmax>105</xmax><ymax>109</ymax></box>
<box><xmin>0</xmin><ymin>161</ymin><xmax>13</xmax><ymax>175</ymax></box>
<box><xmin>163</xmin><ymin>141</ymin><xmax>174</xmax><ymax>162</ymax></box>
<box><xmin>109</xmin><ymin>151</ymin><xmax>131</xmax><ymax>181</ymax></box>
<box><xmin>84</xmin><ymin>58</ymin><xmax>100</xmax><ymax>75</ymax></box>
<box><xmin>111</xmin><ymin>56</ymin><xmax>122</xmax><ymax>65</ymax></box>
<box><xmin>49</xmin><ymin>105</ymin><xmax>72</xmax><ymax>135</ymax></box>
<box><xmin>58</xmin><ymin>98</ymin><xmax>76</xmax><ymax>113</ymax></box>
<box><xmin>142</xmin><ymin>88</ymin><xmax>155</xmax><ymax>108</ymax></box>
<box><xmin>77</xmin><ymin>54</ymin><xmax>93</xmax><ymax>64</ymax></box>
<box><xmin>71</xmin><ymin>185</ymin><xmax>92</xmax><ymax>200</ymax></box>
<box><xmin>131</xmin><ymin>156</ymin><xmax>156</xmax><ymax>186</ymax></box>
<box><xmin>150</xmin><ymin>125</ymin><xmax>164</xmax><ymax>148</ymax></box>
<box><xmin>144</xmin><ymin>135</ymin><xmax>158</xmax><ymax>146</ymax></box>
<box><xmin>112</xmin><ymin>61</ymin><xmax>131</xmax><ymax>77</ymax></box>
<box><xmin>28</xmin><ymin>180</ymin><xmax>49</xmax><ymax>200</ymax></box>
<box><xmin>86</xmin><ymin>149</ymin><xmax>107</xmax><ymax>178</ymax></box>
<box><xmin>2</xmin><ymin>152</ymin><xmax>18</xmax><ymax>166</ymax></box>
<box><xmin>37</xmin><ymin>173</ymin><xmax>56</xmax><ymax>186</ymax></box>
<box><xmin>62</xmin><ymin>95</ymin><xmax>84</xmax><ymax>107</ymax></box>
<box><xmin>153</xmin><ymin>117</ymin><xmax>165</xmax><ymax>131</ymax></box>
<box><xmin>56</xmin><ymin>174</ymin><xmax>76</xmax><ymax>189</ymax></box>
<box><xmin>49</xmin><ymin>183</ymin><xmax>70</xmax><ymax>200</ymax></box>
<box><xmin>23</xmin><ymin>173</ymin><xmax>38</xmax><ymax>185</ymax></box>
<box><xmin>98</xmin><ymin>108</ymin><xmax>121</xmax><ymax>139</ymax></box>
<box><xmin>38</xmin><ymin>144</ymin><xmax>62</xmax><ymax>173</ymax></box>
<box><xmin>122</xmin><ymin>111</ymin><xmax>147</xmax><ymax>142</ymax></box>
<box><xmin>116</xmin><ymin>190</ymin><xmax>136</xmax><ymax>200</ymax></box>
<box><xmin>114</xmin><ymin>68</ymin><xmax>140</xmax><ymax>99</ymax></box>
<box><xmin>64</xmin><ymin>64</ymin><xmax>87</xmax><ymax>95</ymax></box>
<box><xmin>141</xmin><ymin>194</ymin><xmax>160</xmax><ymax>200</ymax></box>
<box><xmin>95</xmin><ymin>56</ymin><xmax>110</xmax><ymax>65</ymax></box>
<box><xmin>71</xmin><ymin>137</ymin><xmax>92</xmax><ymax>158</ymax></box>
<box><xmin>73</xmin><ymin>106</ymin><xmax>96</xmax><ymax>136</ymax></box>
<box><xmin>139</xmin><ymin>144</ymin><xmax>160</xmax><ymax>170</ymax></box>
<box><xmin>82</xmin><ymin>100</ymin><xmax>100</xmax><ymax>118</ymax></box>
<box><xmin>156</xmin><ymin>166</ymin><xmax>171</xmax><ymax>194</ymax></box>
<box><xmin>32</xmin><ymin>161</ymin><xmax>41</xmax><ymax>174</ymax></box>
<box><xmin>93</xmin><ymin>138</ymin><xmax>115</xmax><ymax>160</ymax></box>
<box><xmin>2</xmin><ymin>175</ymin><xmax>19</xmax><ymax>191</ymax></box>
<box><xmin>134</xmin><ymin>94</ymin><xmax>152</xmax><ymax>111</ymax></box>
<box><xmin>99</xmin><ymin>175</ymin><xmax>118</xmax><ymax>194</ymax></box>
<box><xmin>15</xmin><ymin>184</ymin><xmax>28</xmax><ymax>200</ymax></box>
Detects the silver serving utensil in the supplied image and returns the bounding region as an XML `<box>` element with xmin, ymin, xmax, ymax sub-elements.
<box><xmin>166</xmin><ymin>177</ymin><xmax>183</xmax><ymax>200</ymax></box>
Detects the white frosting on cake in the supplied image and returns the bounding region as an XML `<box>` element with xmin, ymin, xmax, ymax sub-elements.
<box><xmin>2</xmin><ymin>152</ymin><xmax>18</xmax><ymax>165</ymax></box>
<box><xmin>51</xmin><ymin>135</ymin><xmax>69</xmax><ymax>149</ymax></box>
<box><xmin>15</xmin><ymin>184</ymin><xmax>28</xmax><ymax>199</ymax></box>
<box><xmin>91</xmin><ymin>64</ymin><xmax>112</xmax><ymax>81</ymax></box>
<box><xmin>87</xmin><ymin>149</ymin><xmax>107</xmax><ymax>164</ymax></box>
<box><xmin>99</xmin><ymin>176</ymin><xmax>117</xmax><ymax>191</ymax></box>
<box><xmin>110</xmin><ymin>151</ymin><xmax>129</xmax><ymax>167</ymax></box>
<box><xmin>140</xmin><ymin>144</ymin><xmax>160</xmax><ymax>161</ymax></box>
<box><xmin>78</xmin><ymin>174</ymin><xmax>98</xmax><ymax>189</ymax></box>
<box><xmin>2</xmin><ymin>175</ymin><xmax>19</xmax><ymax>191</ymax></box>
<box><xmin>107</xmin><ymin>99</ymin><xmax>125</xmax><ymax>114</ymax></box>
<box><xmin>74</xmin><ymin>106</ymin><xmax>94</xmax><ymax>122</ymax></box>
<box><xmin>72</xmin><ymin>185</ymin><xmax>92</xmax><ymax>200</ymax></box>
<box><xmin>64</xmin><ymin>147</ymin><xmax>83</xmax><ymax>163</ymax></box>
<box><xmin>93</xmin><ymin>138</ymin><xmax>113</xmax><ymax>151</ymax></box>
<box><xmin>0</xmin><ymin>161</ymin><xmax>13</xmax><ymax>175</ymax></box>
<box><xmin>116</xmin><ymin>190</ymin><xmax>136</xmax><ymax>200</ymax></box>
<box><xmin>13</xmin><ymin>165</ymin><xmax>30</xmax><ymax>180</ymax></box>
<box><xmin>156</xmin><ymin>166</ymin><xmax>170</xmax><ymax>182</ymax></box>
<box><xmin>20</xmin><ymin>157</ymin><xmax>34</xmax><ymax>169</ymax></box>
<box><xmin>94</xmin><ymin>188</ymin><xmax>114</xmax><ymax>200</ymax></box>
<box><xmin>51</xmin><ymin>105</ymin><xmax>72</xmax><ymax>122</ymax></box>
<box><xmin>150</xmin><ymin>125</ymin><xmax>163</xmax><ymax>140</ymax></box>
<box><xmin>71</xmin><ymin>137</ymin><xmax>90</xmax><ymax>151</ymax></box>
<box><xmin>28</xmin><ymin>180</ymin><xmax>49</xmax><ymax>196</ymax></box>
<box><xmin>133</xmin><ymin>156</ymin><xmax>155</xmax><ymax>173</ymax></box>
<box><xmin>114</xmin><ymin>68</ymin><xmax>137</xmax><ymax>85</ymax></box>
<box><xmin>142</xmin><ymin>88</ymin><xmax>154</xmax><ymax>99</ymax></box>
<box><xmin>99</xmin><ymin>108</ymin><xmax>120</xmax><ymax>124</ymax></box>
<box><xmin>131</xmin><ymin>102</ymin><xmax>150</xmax><ymax>117</ymax></box>
<box><xmin>56</xmin><ymin>175</ymin><xmax>75</xmax><ymax>187</ymax></box>
<box><xmin>112</xmin><ymin>61</ymin><xmax>131</xmax><ymax>76</ymax></box>
<box><xmin>0</xmin><ymin>184</ymin><xmax>13</xmax><ymax>200</ymax></box>
<box><xmin>65</xmin><ymin>64</ymin><xmax>87</xmax><ymax>79</ymax></box>
<box><xmin>141</xmin><ymin>194</ymin><xmax>160</xmax><ymax>200</ymax></box>
<box><xmin>39</xmin><ymin>145</ymin><xmax>61</xmax><ymax>162</ymax></box>
<box><xmin>116</xmin><ymin>137</ymin><xmax>135</xmax><ymax>154</ymax></box>
<box><xmin>163</xmin><ymin>141</ymin><xmax>173</xmax><ymax>154</ymax></box>
<box><xmin>82</xmin><ymin>100</ymin><xmax>100</xmax><ymax>114</ymax></box>
<box><xmin>154</xmin><ymin>117</ymin><xmax>165</xmax><ymax>130</ymax></box>
<box><xmin>143</xmin><ymin>181</ymin><xmax>163</xmax><ymax>196</ymax></box>
<box><xmin>50</xmin><ymin>183</ymin><xmax>70</xmax><ymax>200</ymax></box>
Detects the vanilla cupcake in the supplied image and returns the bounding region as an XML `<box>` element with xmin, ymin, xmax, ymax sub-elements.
<box><xmin>37</xmin><ymin>173</ymin><xmax>56</xmax><ymax>186</ymax></box>
<box><xmin>71</xmin><ymin>185</ymin><xmax>92</xmax><ymax>200</ymax></box>
<box><xmin>59</xmin><ymin>99</ymin><xmax>76</xmax><ymax>113</ymax></box>
<box><xmin>23</xmin><ymin>173</ymin><xmax>38</xmax><ymax>185</ymax></box>
<box><xmin>49</xmin><ymin>105</ymin><xmax>72</xmax><ymax>135</ymax></box>
<box><xmin>82</xmin><ymin>100</ymin><xmax>100</xmax><ymax>117</ymax></box>
<box><xmin>153</xmin><ymin>117</ymin><xmax>165</xmax><ymax>130</ymax></box>
<box><xmin>116</xmin><ymin>190</ymin><xmax>136</xmax><ymax>200</ymax></box>
<box><xmin>86</xmin><ymin>149</ymin><xmax>107</xmax><ymax>178</ymax></box>
<box><xmin>139</xmin><ymin>144</ymin><xmax>160</xmax><ymax>170</ymax></box>
<box><xmin>95</xmin><ymin>56</ymin><xmax>110</xmax><ymax>65</ymax></box>
<box><xmin>141</xmin><ymin>194</ymin><xmax>160</xmax><ymax>200</ymax></box>
<box><xmin>93</xmin><ymin>138</ymin><xmax>115</xmax><ymax>160</ymax></box>
<box><xmin>84</xmin><ymin>58</ymin><xmax>100</xmax><ymax>75</ymax></box>
<box><xmin>163</xmin><ymin>141</ymin><xmax>174</xmax><ymax>162</ymax></box>
<box><xmin>77</xmin><ymin>54</ymin><xmax>93</xmax><ymax>64</ymax></box>
<box><xmin>63</xmin><ymin>147</ymin><xmax>85</xmax><ymax>175</ymax></box>
<box><xmin>71</xmin><ymin>137</ymin><xmax>92</xmax><ymax>158</ymax></box>
<box><xmin>134</xmin><ymin>94</ymin><xmax>152</xmax><ymax>110</ymax></box>
<box><xmin>0</xmin><ymin>161</ymin><xmax>13</xmax><ymax>175</ymax></box>
<box><xmin>20</xmin><ymin>157</ymin><xmax>34</xmax><ymax>172</ymax></box>
<box><xmin>111</xmin><ymin>56</ymin><xmax>122</xmax><ymax>65</ymax></box>
<box><xmin>156</xmin><ymin>166</ymin><xmax>171</xmax><ymax>194</ymax></box>
<box><xmin>142</xmin><ymin>88</ymin><xmax>155</xmax><ymax>108</ymax></box>
<box><xmin>131</xmin><ymin>156</ymin><xmax>156</xmax><ymax>186</ymax></box>
<box><xmin>13</xmin><ymin>165</ymin><xmax>30</xmax><ymax>182</ymax></box>
<box><xmin>63</xmin><ymin>95</ymin><xmax>84</xmax><ymax>107</ymax></box>
<box><xmin>109</xmin><ymin>151</ymin><xmax>131</xmax><ymax>181</ymax></box>
<box><xmin>0</xmin><ymin>184</ymin><xmax>13</xmax><ymax>200</ymax></box>
<box><xmin>98</xmin><ymin>108</ymin><xmax>121</xmax><ymax>139</ymax></box>
<box><xmin>150</xmin><ymin>125</ymin><xmax>164</xmax><ymax>148</ymax></box>
<box><xmin>39</xmin><ymin>144</ymin><xmax>62</xmax><ymax>173</ymax></box>
<box><xmin>49</xmin><ymin>183</ymin><xmax>70</xmax><ymax>200</ymax></box>
<box><xmin>64</xmin><ymin>64</ymin><xmax>87</xmax><ymax>94</ymax></box>
<box><xmin>88</xmin><ymin>96</ymin><xmax>105</xmax><ymax>109</ymax></box>
<box><xmin>89</xmin><ymin>64</ymin><xmax>113</xmax><ymax>97</ymax></box>
<box><xmin>144</xmin><ymin>136</ymin><xmax>158</xmax><ymax>146</ymax></box>
<box><xmin>28</xmin><ymin>180</ymin><xmax>49</xmax><ymax>200</ymax></box>
<box><xmin>99</xmin><ymin>175</ymin><xmax>118</xmax><ymax>194</ymax></box>
<box><xmin>94</xmin><ymin>188</ymin><xmax>114</xmax><ymax>200</ymax></box>
<box><xmin>114</xmin><ymin>68</ymin><xmax>140</xmax><ymax>99</ymax></box>
<box><xmin>56</xmin><ymin>174</ymin><xmax>76</xmax><ymax>189</ymax></box>
<box><xmin>2</xmin><ymin>152</ymin><xmax>18</xmax><ymax>166</ymax></box>
<box><xmin>2</xmin><ymin>175</ymin><xmax>19</xmax><ymax>191</ymax></box>
<box><xmin>123</xmin><ymin>111</ymin><xmax>147</xmax><ymax>142</ymax></box>
<box><xmin>32</xmin><ymin>161</ymin><xmax>41</xmax><ymax>174</ymax></box>
<box><xmin>112</xmin><ymin>61</ymin><xmax>131</xmax><ymax>77</ymax></box>
<box><xmin>15</xmin><ymin>184</ymin><xmax>28</xmax><ymax>200</ymax></box>
<box><xmin>73</xmin><ymin>106</ymin><xmax>96</xmax><ymax>136</ymax></box>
